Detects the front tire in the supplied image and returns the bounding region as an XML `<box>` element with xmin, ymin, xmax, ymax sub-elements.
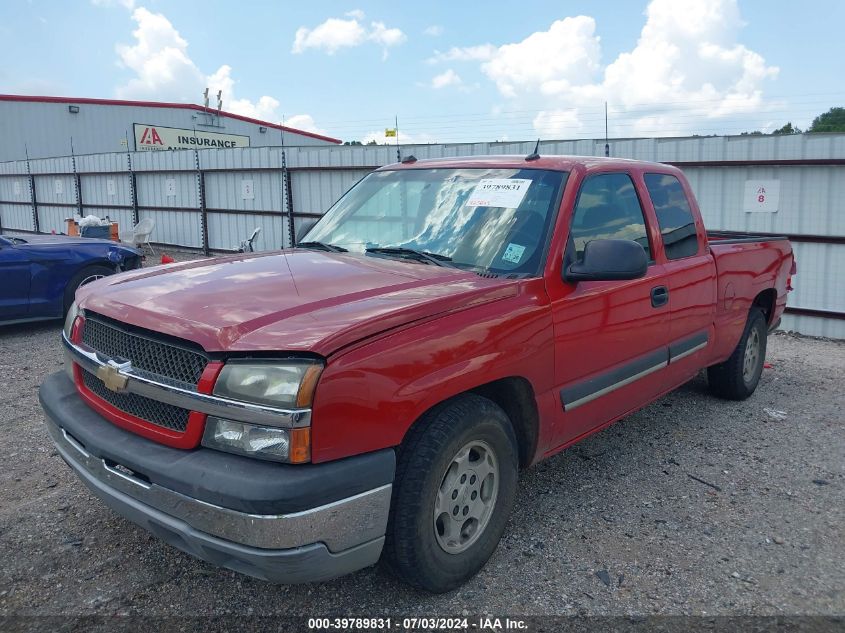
<box><xmin>707</xmin><ymin>308</ymin><xmax>768</xmax><ymax>400</ymax></box>
<box><xmin>63</xmin><ymin>265</ymin><xmax>113</xmax><ymax>315</ymax></box>
<box><xmin>384</xmin><ymin>394</ymin><xmax>518</xmax><ymax>593</ymax></box>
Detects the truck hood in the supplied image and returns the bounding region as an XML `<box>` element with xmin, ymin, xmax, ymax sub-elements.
<box><xmin>78</xmin><ymin>250</ymin><xmax>517</xmax><ymax>356</ymax></box>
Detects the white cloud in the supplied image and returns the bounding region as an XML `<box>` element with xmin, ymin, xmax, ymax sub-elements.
<box><xmin>424</xmin><ymin>25</ymin><xmax>443</xmax><ymax>37</ymax></box>
<box><xmin>453</xmin><ymin>0</ymin><xmax>778</xmax><ymax>137</ymax></box>
<box><xmin>599</xmin><ymin>0</ymin><xmax>777</xmax><ymax>120</ymax></box>
<box><xmin>369</xmin><ymin>21</ymin><xmax>406</xmax><ymax>47</ymax></box>
<box><xmin>431</xmin><ymin>69</ymin><xmax>462</xmax><ymax>89</ymax></box>
<box><xmin>115</xmin><ymin>8</ymin><xmax>323</xmax><ymax>134</ymax></box>
<box><xmin>361</xmin><ymin>129</ymin><xmax>436</xmax><ymax>145</ymax></box>
<box><xmin>532</xmin><ymin>109</ymin><xmax>585</xmax><ymax>137</ymax></box>
<box><xmin>283</xmin><ymin>114</ymin><xmax>326</xmax><ymax>136</ymax></box>
<box><xmin>115</xmin><ymin>8</ymin><xmax>202</xmax><ymax>102</ymax></box>
<box><xmin>426</xmin><ymin>44</ymin><xmax>495</xmax><ymax>64</ymax></box>
<box><xmin>292</xmin><ymin>17</ymin><xmax>366</xmax><ymax>55</ymax></box>
<box><xmin>481</xmin><ymin>16</ymin><xmax>601</xmax><ymax>98</ymax></box>
<box><xmin>292</xmin><ymin>14</ymin><xmax>406</xmax><ymax>57</ymax></box>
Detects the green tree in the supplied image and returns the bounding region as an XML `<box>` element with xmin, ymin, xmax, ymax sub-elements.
<box><xmin>808</xmin><ymin>107</ymin><xmax>845</xmax><ymax>133</ymax></box>
<box><xmin>772</xmin><ymin>122</ymin><xmax>801</xmax><ymax>135</ymax></box>
<box><xmin>343</xmin><ymin>140</ymin><xmax>363</xmax><ymax>146</ymax></box>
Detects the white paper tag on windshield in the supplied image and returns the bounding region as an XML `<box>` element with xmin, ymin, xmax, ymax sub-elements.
<box><xmin>502</xmin><ymin>243</ymin><xmax>526</xmax><ymax>264</ymax></box>
<box><xmin>467</xmin><ymin>178</ymin><xmax>532</xmax><ymax>208</ymax></box>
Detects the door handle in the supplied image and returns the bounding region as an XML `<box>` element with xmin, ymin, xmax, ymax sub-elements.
<box><xmin>651</xmin><ymin>285</ymin><xmax>669</xmax><ymax>308</ymax></box>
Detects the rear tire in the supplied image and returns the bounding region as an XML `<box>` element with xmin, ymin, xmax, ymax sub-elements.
<box><xmin>63</xmin><ymin>265</ymin><xmax>113</xmax><ymax>315</ymax></box>
<box><xmin>384</xmin><ymin>394</ymin><xmax>518</xmax><ymax>593</ymax></box>
<box><xmin>707</xmin><ymin>308</ymin><xmax>768</xmax><ymax>400</ymax></box>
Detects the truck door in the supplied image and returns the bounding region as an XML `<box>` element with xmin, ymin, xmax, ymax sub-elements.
<box><xmin>547</xmin><ymin>171</ymin><xmax>671</xmax><ymax>448</ymax></box>
<box><xmin>0</xmin><ymin>238</ymin><xmax>32</xmax><ymax>320</ymax></box>
<box><xmin>641</xmin><ymin>172</ymin><xmax>716</xmax><ymax>381</ymax></box>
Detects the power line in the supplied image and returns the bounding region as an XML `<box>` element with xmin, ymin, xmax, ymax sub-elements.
<box><xmin>312</xmin><ymin>92</ymin><xmax>845</xmax><ymax>127</ymax></box>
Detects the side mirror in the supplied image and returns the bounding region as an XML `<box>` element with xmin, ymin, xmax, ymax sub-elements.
<box><xmin>564</xmin><ymin>239</ymin><xmax>648</xmax><ymax>283</ymax></box>
<box><xmin>295</xmin><ymin>220</ymin><xmax>318</xmax><ymax>245</ymax></box>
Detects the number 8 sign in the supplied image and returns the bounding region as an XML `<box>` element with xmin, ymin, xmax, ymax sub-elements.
<box><xmin>744</xmin><ymin>180</ymin><xmax>780</xmax><ymax>213</ymax></box>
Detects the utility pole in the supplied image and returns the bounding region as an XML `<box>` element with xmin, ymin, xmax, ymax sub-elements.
<box><xmin>604</xmin><ymin>102</ymin><xmax>610</xmax><ymax>157</ymax></box>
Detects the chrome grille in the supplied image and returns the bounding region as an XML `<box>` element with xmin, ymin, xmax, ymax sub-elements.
<box><xmin>82</xmin><ymin>314</ymin><xmax>207</xmax><ymax>389</ymax></box>
<box><xmin>81</xmin><ymin>369</ymin><xmax>190</xmax><ymax>432</ymax></box>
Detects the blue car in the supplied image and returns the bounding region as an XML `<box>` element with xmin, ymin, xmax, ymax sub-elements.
<box><xmin>0</xmin><ymin>234</ymin><xmax>143</xmax><ymax>325</ymax></box>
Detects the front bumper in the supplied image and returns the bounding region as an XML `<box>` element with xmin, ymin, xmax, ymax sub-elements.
<box><xmin>39</xmin><ymin>371</ymin><xmax>395</xmax><ymax>583</ymax></box>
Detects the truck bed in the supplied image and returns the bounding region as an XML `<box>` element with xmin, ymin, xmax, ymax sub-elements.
<box><xmin>707</xmin><ymin>230</ymin><xmax>790</xmax><ymax>245</ymax></box>
<box><xmin>707</xmin><ymin>232</ymin><xmax>794</xmax><ymax>363</ymax></box>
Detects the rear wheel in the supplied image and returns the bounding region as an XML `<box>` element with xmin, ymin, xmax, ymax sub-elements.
<box><xmin>707</xmin><ymin>308</ymin><xmax>768</xmax><ymax>400</ymax></box>
<box><xmin>384</xmin><ymin>394</ymin><xmax>518</xmax><ymax>593</ymax></box>
<box><xmin>63</xmin><ymin>265</ymin><xmax>113</xmax><ymax>315</ymax></box>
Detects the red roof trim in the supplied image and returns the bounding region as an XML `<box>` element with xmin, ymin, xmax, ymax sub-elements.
<box><xmin>0</xmin><ymin>94</ymin><xmax>342</xmax><ymax>144</ymax></box>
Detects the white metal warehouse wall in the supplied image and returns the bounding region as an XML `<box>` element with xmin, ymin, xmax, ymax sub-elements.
<box><xmin>0</xmin><ymin>97</ymin><xmax>338</xmax><ymax>162</ymax></box>
<box><xmin>1</xmin><ymin>133</ymin><xmax>843</xmax><ymax>337</ymax></box>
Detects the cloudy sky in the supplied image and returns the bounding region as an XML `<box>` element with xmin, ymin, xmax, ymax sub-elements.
<box><xmin>1</xmin><ymin>0</ymin><xmax>843</xmax><ymax>143</ymax></box>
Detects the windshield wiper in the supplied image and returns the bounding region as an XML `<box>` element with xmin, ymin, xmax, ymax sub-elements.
<box><xmin>296</xmin><ymin>241</ymin><xmax>348</xmax><ymax>253</ymax></box>
<box><xmin>365</xmin><ymin>247</ymin><xmax>457</xmax><ymax>268</ymax></box>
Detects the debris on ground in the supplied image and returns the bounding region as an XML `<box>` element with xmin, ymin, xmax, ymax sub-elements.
<box><xmin>763</xmin><ymin>407</ymin><xmax>788</xmax><ymax>421</ymax></box>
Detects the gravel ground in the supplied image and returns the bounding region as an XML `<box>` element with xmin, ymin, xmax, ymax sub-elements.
<box><xmin>0</xmin><ymin>310</ymin><xmax>843</xmax><ymax>623</ymax></box>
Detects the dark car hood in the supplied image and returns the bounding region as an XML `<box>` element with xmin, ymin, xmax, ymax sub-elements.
<box><xmin>77</xmin><ymin>250</ymin><xmax>518</xmax><ymax>356</ymax></box>
<box><xmin>10</xmin><ymin>234</ymin><xmax>116</xmax><ymax>247</ymax></box>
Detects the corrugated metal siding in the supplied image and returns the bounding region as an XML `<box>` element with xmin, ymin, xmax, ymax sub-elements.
<box><xmin>0</xmin><ymin>100</ymin><xmax>335</xmax><ymax>162</ymax></box>
<box><xmin>779</xmin><ymin>314</ymin><xmax>844</xmax><ymax>339</ymax></box>
<box><xmin>788</xmin><ymin>242</ymin><xmax>845</xmax><ymax>312</ymax></box>
<box><xmin>2</xmin><ymin>134</ymin><xmax>844</xmax><ymax>337</ymax></box>
<box><xmin>206</xmin><ymin>213</ymin><xmax>288</xmax><ymax>252</ymax></box>
<box><xmin>684</xmin><ymin>166</ymin><xmax>845</xmax><ymax>235</ymax></box>
<box><xmin>291</xmin><ymin>170</ymin><xmax>367</xmax><ymax>215</ymax></box>
<box><xmin>204</xmin><ymin>171</ymin><xmax>284</xmax><ymax>213</ymax></box>
<box><xmin>0</xmin><ymin>204</ymin><xmax>34</xmax><ymax>231</ymax></box>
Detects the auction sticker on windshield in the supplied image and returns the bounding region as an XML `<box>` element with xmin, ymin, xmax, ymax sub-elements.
<box><xmin>467</xmin><ymin>178</ymin><xmax>532</xmax><ymax>208</ymax></box>
<box><xmin>502</xmin><ymin>243</ymin><xmax>526</xmax><ymax>264</ymax></box>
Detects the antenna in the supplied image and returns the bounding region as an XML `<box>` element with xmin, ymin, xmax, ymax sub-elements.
<box><xmin>216</xmin><ymin>90</ymin><xmax>223</xmax><ymax>115</ymax></box>
<box><xmin>525</xmin><ymin>138</ymin><xmax>541</xmax><ymax>161</ymax></box>
<box><xmin>203</xmin><ymin>88</ymin><xmax>209</xmax><ymax>110</ymax></box>
<box><xmin>604</xmin><ymin>101</ymin><xmax>610</xmax><ymax>157</ymax></box>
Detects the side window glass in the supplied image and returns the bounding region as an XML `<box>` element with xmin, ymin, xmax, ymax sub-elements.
<box><xmin>643</xmin><ymin>173</ymin><xmax>699</xmax><ymax>260</ymax></box>
<box><xmin>570</xmin><ymin>173</ymin><xmax>650</xmax><ymax>260</ymax></box>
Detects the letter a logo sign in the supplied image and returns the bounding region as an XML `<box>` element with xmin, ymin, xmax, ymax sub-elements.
<box><xmin>140</xmin><ymin>127</ymin><xmax>164</xmax><ymax>145</ymax></box>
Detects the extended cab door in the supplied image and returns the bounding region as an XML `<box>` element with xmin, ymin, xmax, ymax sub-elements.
<box><xmin>0</xmin><ymin>237</ymin><xmax>32</xmax><ymax>320</ymax></box>
<box><xmin>641</xmin><ymin>172</ymin><xmax>716</xmax><ymax>380</ymax></box>
<box><xmin>546</xmin><ymin>171</ymin><xmax>671</xmax><ymax>448</ymax></box>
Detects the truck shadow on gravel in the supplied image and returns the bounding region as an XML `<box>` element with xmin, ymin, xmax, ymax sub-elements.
<box><xmin>11</xmin><ymin>335</ymin><xmax>839</xmax><ymax>616</ymax></box>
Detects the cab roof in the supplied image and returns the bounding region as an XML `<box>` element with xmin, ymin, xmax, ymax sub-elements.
<box><xmin>379</xmin><ymin>154</ymin><xmax>677</xmax><ymax>174</ymax></box>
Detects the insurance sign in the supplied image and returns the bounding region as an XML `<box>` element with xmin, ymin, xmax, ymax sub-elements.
<box><xmin>133</xmin><ymin>124</ymin><xmax>250</xmax><ymax>151</ymax></box>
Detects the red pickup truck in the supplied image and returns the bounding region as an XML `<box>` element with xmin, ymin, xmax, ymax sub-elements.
<box><xmin>40</xmin><ymin>155</ymin><xmax>795</xmax><ymax>592</ymax></box>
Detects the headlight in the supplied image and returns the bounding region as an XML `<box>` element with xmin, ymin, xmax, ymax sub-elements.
<box><xmin>201</xmin><ymin>417</ymin><xmax>311</xmax><ymax>463</ymax></box>
<box><xmin>63</xmin><ymin>302</ymin><xmax>81</xmax><ymax>381</ymax></box>
<box><xmin>213</xmin><ymin>360</ymin><xmax>323</xmax><ymax>409</ymax></box>
<box><xmin>63</xmin><ymin>302</ymin><xmax>80</xmax><ymax>340</ymax></box>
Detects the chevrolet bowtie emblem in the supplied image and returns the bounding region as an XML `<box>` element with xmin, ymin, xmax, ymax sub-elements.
<box><xmin>97</xmin><ymin>362</ymin><xmax>130</xmax><ymax>392</ymax></box>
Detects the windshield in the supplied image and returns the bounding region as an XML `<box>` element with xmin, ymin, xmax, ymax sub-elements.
<box><xmin>303</xmin><ymin>168</ymin><xmax>567</xmax><ymax>276</ymax></box>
